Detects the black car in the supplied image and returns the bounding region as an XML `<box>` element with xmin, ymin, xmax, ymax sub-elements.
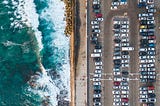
<box><xmin>140</xmin><ymin>43</ymin><xmax>148</xmax><ymax>48</ymax></box>
<box><xmin>139</xmin><ymin>51</ymin><xmax>147</xmax><ymax>56</ymax></box>
<box><xmin>92</xmin><ymin>4</ymin><xmax>100</xmax><ymax>9</ymax></box>
<box><xmin>148</xmin><ymin>93</ymin><xmax>156</xmax><ymax>98</ymax></box>
<box><xmin>94</xmin><ymin>89</ymin><xmax>102</xmax><ymax>94</ymax></box>
<box><xmin>114</xmin><ymin>47</ymin><xmax>121</xmax><ymax>52</ymax></box>
<box><xmin>147</xmin><ymin>32</ymin><xmax>154</xmax><ymax>36</ymax></box>
<box><xmin>147</xmin><ymin>24</ymin><xmax>155</xmax><ymax>29</ymax></box>
<box><xmin>114</xmin><ymin>24</ymin><xmax>121</xmax><ymax>29</ymax></box>
<box><xmin>140</xmin><ymin>39</ymin><xmax>148</xmax><ymax>44</ymax></box>
<box><xmin>114</xmin><ymin>51</ymin><xmax>121</xmax><ymax>56</ymax></box>
<box><xmin>140</xmin><ymin>20</ymin><xmax>147</xmax><ymax>25</ymax></box>
<box><xmin>94</xmin><ymin>57</ymin><xmax>101</xmax><ymax>62</ymax></box>
<box><xmin>95</xmin><ymin>44</ymin><xmax>102</xmax><ymax>49</ymax></box>
<box><xmin>114</xmin><ymin>64</ymin><xmax>121</xmax><ymax>68</ymax></box>
<box><xmin>114</xmin><ymin>38</ymin><xmax>121</xmax><ymax>43</ymax></box>
<box><xmin>147</xmin><ymin>103</ymin><xmax>155</xmax><ymax>106</ymax></box>
<box><xmin>122</xmin><ymin>51</ymin><xmax>129</xmax><ymax>55</ymax></box>
<box><xmin>140</xmin><ymin>32</ymin><xmax>148</xmax><ymax>36</ymax></box>
<box><xmin>93</xmin><ymin>98</ymin><xmax>101</xmax><ymax>102</ymax></box>
<box><xmin>140</xmin><ymin>71</ymin><xmax>148</xmax><ymax>75</ymax></box>
<box><xmin>148</xmin><ymin>78</ymin><xmax>156</xmax><ymax>82</ymax></box>
<box><xmin>122</xmin><ymin>71</ymin><xmax>129</xmax><ymax>76</ymax></box>
<box><xmin>114</xmin><ymin>59</ymin><xmax>121</xmax><ymax>64</ymax></box>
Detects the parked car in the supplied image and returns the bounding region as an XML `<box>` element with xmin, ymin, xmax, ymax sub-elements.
<box><xmin>91</xmin><ymin>20</ymin><xmax>99</xmax><ymax>25</ymax></box>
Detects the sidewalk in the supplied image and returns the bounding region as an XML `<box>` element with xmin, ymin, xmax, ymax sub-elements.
<box><xmin>75</xmin><ymin>0</ymin><xmax>87</xmax><ymax>106</ymax></box>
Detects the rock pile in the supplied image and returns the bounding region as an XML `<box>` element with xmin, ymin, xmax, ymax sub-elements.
<box><xmin>64</xmin><ymin>0</ymin><xmax>74</xmax><ymax>36</ymax></box>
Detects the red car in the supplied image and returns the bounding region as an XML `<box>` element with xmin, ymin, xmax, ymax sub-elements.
<box><xmin>148</xmin><ymin>86</ymin><xmax>154</xmax><ymax>90</ymax></box>
<box><xmin>95</xmin><ymin>13</ymin><xmax>102</xmax><ymax>18</ymax></box>
<box><xmin>121</xmin><ymin>98</ymin><xmax>129</xmax><ymax>102</ymax></box>
<box><xmin>148</xmin><ymin>35</ymin><xmax>156</xmax><ymax>40</ymax></box>
<box><xmin>113</xmin><ymin>81</ymin><xmax>120</xmax><ymax>86</ymax></box>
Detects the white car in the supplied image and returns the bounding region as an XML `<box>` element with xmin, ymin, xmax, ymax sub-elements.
<box><xmin>95</xmin><ymin>69</ymin><xmax>102</xmax><ymax>74</ymax></box>
<box><xmin>140</xmin><ymin>64</ymin><xmax>147</xmax><ymax>68</ymax></box>
<box><xmin>140</xmin><ymin>91</ymin><xmax>147</xmax><ymax>95</ymax></box>
<box><xmin>148</xmin><ymin>98</ymin><xmax>156</xmax><ymax>103</ymax></box>
<box><xmin>147</xmin><ymin>56</ymin><xmax>155</xmax><ymax>59</ymax></box>
<box><xmin>113</xmin><ymin>94</ymin><xmax>121</xmax><ymax>98</ymax></box>
<box><xmin>92</xmin><ymin>29</ymin><xmax>101</xmax><ymax>33</ymax></box>
<box><xmin>121</xmin><ymin>102</ymin><xmax>129</xmax><ymax>106</ymax></box>
<box><xmin>114</xmin><ymin>33</ymin><xmax>121</xmax><ymax>37</ymax></box>
<box><xmin>121</xmin><ymin>33</ymin><xmax>129</xmax><ymax>37</ymax></box>
<box><xmin>121</xmin><ymin>63</ymin><xmax>129</xmax><ymax>67</ymax></box>
<box><xmin>121</xmin><ymin>38</ymin><xmax>129</xmax><ymax>43</ymax></box>
<box><xmin>93</xmin><ymin>81</ymin><xmax>101</xmax><ymax>85</ymax></box>
<box><xmin>122</xmin><ymin>55</ymin><xmax>130</xmax><ymax>59</ymax></box>
<box><xmin>91</xmin><ymin>20</ymin><xmax>99</xmax><ymax>25</ymax></box>
<box><xmin>147</xmin><ymin>20</ymin><xmax>155</xmax><ymax>24</ymax></box>
<box><xmin>122</xmin><ymin>20</ymin><xmax>129</xmax><ymax>25</ymax></box>
<box><xmin>114</xmin><ymin>72</ymin><xmax>121</xmax><ymax>75</ymax></box>
<box><xmin>92</xmin><ymin>25</ymin><xmax>100</xmax><ymax>29</ymax></box>
<box><xmin>140</xmin><ymin>94</ymin><xmax>148</xmax><ymax>98</ymax></box>
<box><xmin>113</xmin><ymin>68</ymin><xmax>120</xmax><ymax>72</ymax></box>
<box><xmin>94</xmin><ymin>49</ymin><xmax>102</xmax><ymax>53</ymax></box>
<box><xmin>121</xmin><ymin>42</ymin><xmax>129</xmax><ymax>47</ymax></box>
<box><xmin>148</xmin><ymin>59</ymin><xmax>155</xmax><ymax>63</ymax></box>
<box><xmin>93</xmin><ymin>78</ymin><xmax>100</xmax><ymax>81</ymax></box>
<box><xmin>147</xmin><ymin>67</ymin><xmax>155</xmax><ymax>71</ymax></box>
<box><xmin>113</xmin><ymin>56</ymin><xmax>121</xmax><ymax>59</ymax></box>
<box><xmin>148</xmin><ymin>47</ymin><xmax>155</xmax><ymax>51</ymax></box>
<box><xmin>121</xmin><ymin>29</ymin><xmax>129</xmax><ymax>33</ymax></box>
<box><xmin>148</xmin><ymin>39</ymin><xmax>156</xmax><ymax>43</ymax></box>
<box><xmin>113</xmin><ymin>102</ymin><xmax>121</xmax><ymax>106</ymax></box>
<box><xmin>147</xmin><ymin>63</ymin><xmax>155</xmax><ymax>67</ymax></box>
<box><xmin>139</xmin><ymin>48</ymin><xmax>147</xmax><ymax>51</ymax></box>
<box><xmin>139</xmin><ymin>56</ymin><xmax>147</xmax><ymax>59</ymax></box>
<box><xmin>113</xmin><ymin>86</ymin><xmax>120</xmax><ymax>89</ymax></box>
<box><xmin>121</xmin><ymin>94</ymin><xmax>129</xmax><ymax>98</ymax></box>
<box><xmin>96</xmin><ymin>66</ymin><xmax>103</xmax><ymax>69</ymax></box>
<box><xmin>121</xmin><ymin>86</ymin><xmax>129</xmax><ymax>90</ymax></box>
<box><xmin>94</xmin><ymin>73</ymin><xmax>102</xmax><ymax>78</ymax></box>
<box><xmin>115</xmin><ymin>43</ymin><xmax>121</xmax><ymax>47</ymax></box>
<box><xmin>93</xmin><ymin>94</ymin><xmax>101</xmax><ymax>98</ymax></box>
<box><xmin>122</xmin><ymin>59</ymin><xmax>129</xmax><ymax>63</ymax></box>
<box><xmin>121</xmin><ymin>24</ymin><xmax>129</xmax><ymax>29</ymax></box>
<box><xmin>95</xmin><ymin>61</ymin><xmax>102</xmax><ymax>65</ymax></box>
<box><xmin>113</xmin><ymin>20</ymin><xmax>121</xmax><ymax>25</ymax></box>
<box><xmin>114</xmin><ymin>77</ymin><xmax>122</xmax><ymax>81</ymax></box>
<box><xmin>140</xmin><ymin>29</ymin><xmax>147</xmax><ymax>32</ymax></box>
<box><xmin>112</xmin><ymin>90</ymin><xmax>120</xmax><ymax>94</ymax></box>
<box><xmin>114</xmin><ymin>98</ymin><xmax>121</xmax><ymax>102</ymax></box>
<box><xmin>121</xmin><ymin>90</ymin><xmax>129</xmax><ymax>94</ymax></box>
<box><xmin>96</xmin><ymin>18</ymin><xmax>104</xmax><ymax>21</ymax></box>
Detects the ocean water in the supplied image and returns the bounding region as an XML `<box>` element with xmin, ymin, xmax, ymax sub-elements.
<box><xmin>0</xmin><ymin>0</ymin><xmax>70</xmax><ymax>106</ymax></box>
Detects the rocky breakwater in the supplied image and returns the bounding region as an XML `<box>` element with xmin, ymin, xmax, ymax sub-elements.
<box><xmin>64</xmin><ymin>0</ymin><xmax>74</xmax><ymax>36</ymax></box>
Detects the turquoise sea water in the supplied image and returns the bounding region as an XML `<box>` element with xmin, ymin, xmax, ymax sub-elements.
<box><xmin>0</xmin><ymin>0</ymin><xmax>70</xmax><ymax>106</ymax></box>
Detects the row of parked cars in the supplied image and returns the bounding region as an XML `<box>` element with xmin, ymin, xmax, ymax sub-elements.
<box><xmin>111</xmin><ymin>0</ymin><xmax>127</xmax><ymax>10</ymax></box>
<box><xmin>138</xmin><ymin>0</ymin><xmax>156</xmax><ymax>105</ymax></box>
<box><xmin>139</xmin><ymin>86</ymin><xmax>156</xmax><ymax>106</ymax></box>
<box><xmin>91</xmin><ymin>0</ymin><xmax>103</xmax><ymax>106</ymax></box>
<box><xmin>112</xmin><ymin>18</ymin><xmax>130</xmax><ymax>106</ymax></box>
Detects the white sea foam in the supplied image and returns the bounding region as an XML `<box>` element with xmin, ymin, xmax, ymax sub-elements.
<box><xmin>39</xmin><ymin>0</ymin><xmax>71</xmax><ymax>102</ymax></box>
<box><xmin>10</xmin><ymin>0</ymin><xmax>70</xmax><ymax>105</ymax></box>
<box><xmin>10</xmin><ymin>0</ymin><xmax>43</xmax><ymax>51</ymax></box>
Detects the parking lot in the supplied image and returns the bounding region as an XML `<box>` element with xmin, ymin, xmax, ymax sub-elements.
<box><xmin>88</xmin><ymin>0</ymin><xmax>160</xmax><ymax>106</ymax></box>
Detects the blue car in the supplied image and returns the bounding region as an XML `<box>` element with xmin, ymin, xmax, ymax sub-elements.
<box><xmin>148</xmin><ymin>43</ymin><xmax>155</xmax><ymax>47</ymax></box>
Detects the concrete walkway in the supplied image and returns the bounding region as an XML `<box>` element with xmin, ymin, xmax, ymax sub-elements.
<box><xmin>75</xmin><ymin>0</ymin><xmax>87</xmax><ymax>106</ymax></box>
